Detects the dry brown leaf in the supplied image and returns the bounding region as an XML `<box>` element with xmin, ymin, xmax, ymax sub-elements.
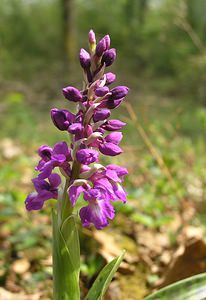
<box><xmin>157</xmin><ymin>239</ymin><xmax>206</xmax><ymax>288</ymax></box>
<box><xmin>137</xmin><ymin>230</ymin><xmax>170</xmax><ymax>256</ymax></box>
<box><xmin>93</xmin><ymin>230</ymin><xmax>138</xmax><ymax>274</ymax></box>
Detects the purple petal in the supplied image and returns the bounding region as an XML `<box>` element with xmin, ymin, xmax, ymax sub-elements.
<box><xmin>94</xmin><ymin>178</ymin><xmax>116</xmax><ymax>200</ymax></box>
<box><xmin>95</xmin><ymin>35</ymin><xmax>110</xmax><ymax>57</ymax></box>
<box><xmin>38</xmin><ymin>161</ymin><xmax>54</xmax><ymax>179</ymax></box>
<box><xmin>110</xmin><ymin>86</ymin><xmax>129</xmax><ymax>100</ymax></box>
<box><xmin>51</xmin><ymin>108</ymin><xmax>74</xmax><ymax>131</ymax></box>
<box><xmin>62</xmin><ymin>86</ymin><xmax>83</xmax><ymax>102</ymax></box>
<box><xmin>93</xmin><ymin>109</ymin><xmax>111</xmax><ymax>122</ymax></box>
<box><xmin>105</xmin><ymin>169</ymin><xmax>121</xmax><ymax>182</ymax></box>
<box><xmin>107</xmin><ymin>165</ymin><xmax>128</xmax><ymax>177</ymax></box>
<box><xmin>106</xmin><ymin>98</ymin><xmax>123</xmax><ymax>109</ymax></box>
<box><xmin>104</xmin><ymin>132</ymin><xmax>123</xmax><ymax>145</ymax></box>
<box><xmin>53</xmin><ymin>141</ymin><xmax>70</xmax><ymax>158</ymax></box>
<box><xmin>83</xmin><ymin>188</ymin><xmax>101</xmax><ymax>201</ymax></box>
<box><xmin>112</xmin><ymin>182</ymin><xmax>127</xmax><ymax>203</ymax></box>
<box><xmin>76</xmin><ymin>149</ymin><xmax>99</xmax><ymax>165</ymax></box>
<box><xmin>102</xmin><ymin>120</ymin><xmax>126</xmax><ymax>131</ymax></box>
<box><xmin>38</xmin><ymin>145</ymin><xmax>53</xmax><ymax>161</ymax></box>
<box><xmin>68</xmin><ymin>123</ymin><xmax>83</xmax><ymax>134</ymax></box>
<box><xmin>48</xmin><ymin>173</ymin><xmax>61</xmax><ymax>188</ymax></box>
<box><xmin>99</xmin><ymin>142</ymin><xmax>122</xmax><ymax>156</ymax></box>
<box><xmin>79</xmin><ymin>199</ymin><xmax>115</xmax><ymax>229</ymax></box>
<box><xmin>88</xmin><ymin>29</ymin><xmax>96</xmax><ymax>44</ymax></box>
<box><xmin>80</xmin><ymin>48</ymin><xmax>91</xmax><ymax>69</ymax></box>
<box><xmin>95</xmin><ymin>86</ymin><xmax>109</xmax><ymax>97</ymax></box>
<box><xmin>25</xmin><ymin>192</ymin><xmax>44</xmax><ymax>211</ymax></box>
<box><xmin>105</xmin><ymin>72</ymin><xmax>116</xmax><ymax>85</ymax></box>
<box><xmin>32</xmin><ymin>177</ymin><xmax>50</xmax><ymax>193</ymax></box>
<box><xmin>102</xmin><ymin>48</ymin><xmax>116</xmax><ymax>67</ymax></box>
<box><xmin>69</xmin><ymin>185</ymin><xmax>85</xmax><ymax>207</ymax></box>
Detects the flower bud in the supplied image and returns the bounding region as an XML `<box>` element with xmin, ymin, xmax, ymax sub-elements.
<box><xmin>107</xmin><ymin>98</ymin><xmax>123</xmax><ymax>109</ymax></box>
<box><xmin>79</xmin><ymin>48</ymin><xmax>91</xmax><ymax>69</ymax></box>
<box><xmin>93</xmin><ymin>109</ymin><xmax>111</xmax><ymax>122</ymax></box>
<box><xmin>88</xmin><ymin>29</ymin><xmax>96</xmax><ymax>44</ymax></box>
<box><xmin>104</xmin><ymin>132</ymin><xmax>123</xmax><ymax>145</ymax></box>
<box><xmin>102</xmin><ymin>48</ymin><xmax>116</xmax><ymax>67</ymax></box>
<box><xmin>95</xmin><ymin>35</ymin><xmax>110</xmax><ymax>57</ymax></box>
<box><xmin>102</xmin><ymin>119</ymin><xmax>126</xmax><ymax>131</ymax></box>
<box><xmin>76</xmin><ymin>149</ymin><xmax>99</xmax><ymax>165</ymax></box>
<box><xmin>99</xmin><ymin>142</ymin><xmax>122</xmax><ymax>156</ymax></box>
<box><xmin>95</xmin><ymin>86</ymin><xmax>109</xmax><ymax>97</ymax></box>
<box><xmin>51</xmin><ymin>108</ymin><xmax>74</xmax><ymax>131</ymax></box>
<box><xmin>105</xmin><ymin>72</ymin><xmax>116</xmax><ymax>85</ymax></box>
<box><xmin>62</xmin><ymin>86</ymin><xmax>83</xmax><ymax>102</ymax></box>
<box><xmin>110</xmin><ymin>86</ymin><xmax>129</xmax><ymax>100</ymax></box>
<box><xmin>68</xmin><ymin>123</ymin><xmax>83</xmax><ymax>134</ymax></box>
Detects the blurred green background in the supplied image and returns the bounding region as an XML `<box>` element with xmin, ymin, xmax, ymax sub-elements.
<box><xmin>1</xmin><ymin>0</ymin><xmax>206</xmax><ymax>299</ymax></box>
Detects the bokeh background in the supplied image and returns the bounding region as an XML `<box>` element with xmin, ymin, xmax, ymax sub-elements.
<box><xmin>1</xmin><ymin>0</ymin><xmax>206</xmax><ymax>299</ymax></box>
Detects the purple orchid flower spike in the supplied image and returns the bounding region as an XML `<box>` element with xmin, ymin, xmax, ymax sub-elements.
<box><xmin>25</xmin><ymin>29</ymin><xmax>129</xmax><ymax>230</ymax></box>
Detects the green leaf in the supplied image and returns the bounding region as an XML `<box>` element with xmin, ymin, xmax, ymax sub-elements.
<box><xmin>144</xmin><ymin>273</ymin><xmax>206</xmax><ymax>300</ymax></box>
<box><xmin>85</xmin><ymin>250</ymin><xmax>125</xmax><ymax>300</ymax></box>
<box><xmin>52</xmin><ymin>211</ymin><xmax>80</xmax><ymax>300</ymax></box>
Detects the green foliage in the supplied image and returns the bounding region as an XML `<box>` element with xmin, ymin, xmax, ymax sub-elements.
<box><xmin>145</xmin><ymin>273</ymin><xmax>206</xmax><ymax>300</ymax></box>
<box><xmin>52</xmin><ymin>212</ymin><xmax>80</xmax><ymax>300</ymax></box>
<box><xmin>85</xmin><ymin>251</ymin><xmax>125</xmax><ymax>300</ymax></box>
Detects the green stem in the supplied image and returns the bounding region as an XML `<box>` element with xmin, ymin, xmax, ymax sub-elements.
<box><xmin>53</xmin><ymin>160</ymin><xmax>82</xmax><ymax>300</ymax></box>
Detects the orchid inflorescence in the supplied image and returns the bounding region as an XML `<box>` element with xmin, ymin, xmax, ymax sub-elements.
<box><xmin>25</xmin><ymin>30</ymin><xmax>129</xmax><ymax>229</ymax></box>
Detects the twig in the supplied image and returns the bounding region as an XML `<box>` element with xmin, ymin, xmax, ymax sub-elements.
<box><xmin>124</xmin><ymin>102</ymin><xmax>174</xmax><ymax>184</ymax></box>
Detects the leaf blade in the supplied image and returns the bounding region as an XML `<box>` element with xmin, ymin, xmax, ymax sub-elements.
<box><xmin>85</xmin><ymin>250</ymin><xmax>125</xmax><ymax>300</ymax></box>
<box><xmin>144</xmin><ymin>273</ymin><xmax>206</xmax><ymax>300</ymax></box>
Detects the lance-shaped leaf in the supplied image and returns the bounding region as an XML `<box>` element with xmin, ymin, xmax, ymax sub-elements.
<box><xmin>145</xmin><ymin>273</ymin><xmax>206</xmax><ymax>300</ymax></box>
<box><xmin>85</xmin><ymin>250</ymin><xmax>125</xmax><ymax>300</ymax></box>
<box><xmin>52</xmin><ymin>211</ymin><xmax>80</xmax><ymax>300</ymax></box>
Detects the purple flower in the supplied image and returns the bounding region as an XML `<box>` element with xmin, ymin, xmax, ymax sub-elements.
<box><xmin>63</xmin><ymin>86</ymin><xmax>83</xmax><ymax>102</ymax></box>
<box><xmin>102</xmin><ymin>48</ymin><xmax>116</xmax><ymax>67</ymax></box>
<box><xmin>76</xmin><ymin>148</ymin><xmax>99</xmax><ymax>165</ymax></box>
<box><xmin>25</xmin><ymin>30</ymin><xmax>129</xmax><ymax>230</ymax></box>
<box><xmin>25</xmin><ymin>174</ymin><xmax>61</xmax><ymax>211</ymax></box>
<box><xmin>79</xmin><ymin>48</ymin><xmax>91</xmax><ymax>69</ymax></box>
<box><xmin>51</xmin><ymin>108</ymin><xmax>75</xmax><ymax>131</ymax></box>
<box><xmin>37</xmin><ymin>142</ymin><xmax>71</xmax><ymax>179</ymax></box>
<box><xmin>80</xmin><ymin>188</ymin><xmax>115</xmax><ymax>229</ymax></box>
